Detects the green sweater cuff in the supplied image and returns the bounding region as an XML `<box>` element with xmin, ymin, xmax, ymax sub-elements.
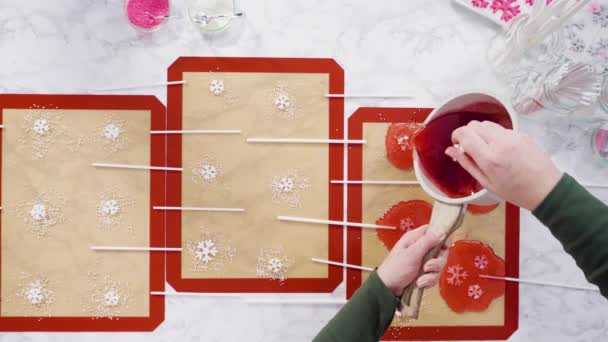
<box><xmin>366</xmin><ymin>271</ymin><xmax>401</xmax><ymax>328</ymax></box>
<box><xmin>313</xmin><ymin>270</ymin><xmax>399</xmax><ymax>342</ymax></box>
<box><xmin>533</xmin><ymin>173</ymin><xmax>608</xmax><ymax>296</ymax></box>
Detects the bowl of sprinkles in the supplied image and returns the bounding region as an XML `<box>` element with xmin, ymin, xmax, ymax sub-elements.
<box><xmin>126</xmin><ymin>0</ymin><xmax>170</xmax><ymax>32</ymax></box>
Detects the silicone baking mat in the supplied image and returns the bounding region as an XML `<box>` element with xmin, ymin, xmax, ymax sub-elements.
<box><xmin>346</xmin><ymin>107</ymin><xmax>519</xmax><ymax>340</ymax></box>
<box><xmin>166</xmin><ymin>57</ymin><xmax>344</xmax><ymax>293</ymax></box>
<box><xmin>0</xmin><ymin>94</ymin><xmax>165</xmax><ymax>331</ymax></box>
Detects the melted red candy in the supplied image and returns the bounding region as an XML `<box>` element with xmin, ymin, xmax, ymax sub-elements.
<box><xmin>467</xmin><ymin>203</ymin><xmax>500</xmax><ymax>215</ymax></box>
<box><xmin>385</xmin><ymin>122</ymin><xmax>422</xmax><ymax>170</ymax></box>
<box><xmin>413</xmin><ymin>102</ymin><xmax>512</xmax><ymax>198</ymax></box>
<box><xmin>439</xmin><ymin>240</ymin><xmax>506</xmax><ymax>313</ymax></box>
<box><xmin>375</xmin><ymin>200</ymin><xmax>433</xmax><ymax>250</ymax></box>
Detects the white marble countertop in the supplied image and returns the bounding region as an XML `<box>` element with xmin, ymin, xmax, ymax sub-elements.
<box><xmin>0</xmin><ymin>0</ymin><xmax>607</xmax><ymax>341</ymax></box>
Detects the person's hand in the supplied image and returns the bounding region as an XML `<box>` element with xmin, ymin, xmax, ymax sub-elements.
<box><xmin>445</xmin><ymin>121</ymin><xmax>562</xmax><ymax>211</ymax></box>
<box><xmin>377</xmin><ymin>225</ymin><xmax>448</xmax><ymax>296</ymax></box>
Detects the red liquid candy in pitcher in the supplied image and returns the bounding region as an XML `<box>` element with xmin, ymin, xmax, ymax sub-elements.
<box><xmin>413</xmin><ymin>103</ymin><xmax>512</xmax><ymax>198</ymax></box>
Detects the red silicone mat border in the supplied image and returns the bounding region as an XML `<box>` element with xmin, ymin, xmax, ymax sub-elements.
<box><xmin>0</xmin><ymin>94</ymin><xmax>165</xmax><ymax>331</ymax></box>
<box><xmin>346</xmin><ymin>107</ymin><xmax>519</xmax><ymax>340</ymax></box>
<box><xmin>166</xmin><ymin>57</ymin><xmax>344</xmax><ymax>293</ymax></box>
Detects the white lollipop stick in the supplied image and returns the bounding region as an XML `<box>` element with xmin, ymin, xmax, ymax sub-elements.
<box><xmin>93</xmin><ymin>163</ymin><xmax>183</xmax><ymax>171</ymax></box>
<box><xmin>87</xmin><ymin>81</ymin><xmax>186</xmax><ymax>92</ymax></box>
<box><xmin>277</xmin><ymin>216</ymin><xmax>395</xmax><ymax>230</ymax></box>
<box><xmin>331</xmin><ymin>180</ymin><xmax>419</xmax><ymax>185</ymax></box>
<box><xmin>325</xmin><ymin>94</ymin><xmax>414</xmax><ymax>99</ymax></box>
<box><xmin>244</xmin><ymin>298</ymin><xmax>347</xmax><ymax>305</ymax></box>
<box><xmin>247</xmin><ymin>138</ymin><xmax>366</xmax><ymax>144</ymax></box>
<box><xmin>480</xmin><ymin>275</ymin><xmax>599</xmax><ymax>292</ymax></box>
<box><xmin>91</xmin><ymin>246</ymin><xmax>182</xmax><ymax>252</ymax></box>
<box><xmin>151</xmin><ymin>130</ymin><xmax>241</xmax><ymax>135</ymax></box>
<box><xmin>151</xmin><ymin>291</ymin><xmax>240</xmax><ymax>298</ymax></box>
<box><xmin>153</xmin><ymin>206</ymin><xmax>245</xmax><ymax>212</ymax></box>
<box><xmin>311</xmin><ymin>258</ymin><xmax>374</xmax><ymax>272</ymax></box>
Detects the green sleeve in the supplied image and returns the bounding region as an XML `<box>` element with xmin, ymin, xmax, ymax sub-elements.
<box><xmin>313</xmin><ymin>271</ymin><xmax>399</xmax><ymax>342</ymax></box>
<box><xmin>533</xmin><ymin>173</ymin><xmax>608</xmax><ymax>297</ymax></box>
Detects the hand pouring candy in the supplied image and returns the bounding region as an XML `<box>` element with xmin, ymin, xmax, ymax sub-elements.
<box><xmin>398</xmin><ymin>92</ymin><xmax>518</xmax><ymax>318</ymax></box>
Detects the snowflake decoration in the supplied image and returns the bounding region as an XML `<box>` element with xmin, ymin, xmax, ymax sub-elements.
<box><xmin>209</xmin><ymin>79</ymin><xmax>225</xmax><ymax>96</ymax></box>
<box><xmin>446</xmin><ymin>264</ymin><xmax>468</xmax><ymax>286</ymax></box>
<box><xmin>95</xmin><ymin>191</ymin><xmax>133</xmax><ymax>231</ymax></box>
<box><xmin>33</xmin><ymin>119</ymin><xmax>50</xmax><ymax>136</ymax></box>
<box><xmin>97</xmin><ymin>118</ymin><xmax>129</xmax><ymax>153</ymax></box>
<box><xmin>474</xmin><ymin>255</ymin><xmax>489</xmax><ymax>270</ymax></box>
<box><xmin>191</xmin><ymin>158</ymin><xmax>223</xmax><ymax>187</ymax></box>
<box><xmin>268</xmin><ymin>82</ymin><xmax>298</xmax><ymax>120</ymax></box>
<box><xmin>472</xmin><ymin>0</ymin><xmax>489</xmax><ymax>8</ymax></box>
<box><xmin>256</xmin><ymin>246</ymin><xmax>293</xmax><ymax>282</ymax></box>
<box><xmin>274</xmin><ymin>176</ymin><xmax>294</xmax><ymax>193</ymax></box>
<box><xmin>186</xmin><ymin>231</ymin><xmax>237</xmax><ymax>272</ymax></box>
<box><xmin>21</xmin><ymin>107</ymin><xmax>66</xmax><ymax>160</ymax></box>
<box><xmin>29</xmin><ymin>203</ymin><xmax>47</xmax><ymax>221</ymax></box>
<box><xmin>15</xmin><ymin>274</ymin><xmax>55</xmax><ymax>315</ymax></box>
<box><xmin>200</xmin><ymin>164</ymin><xmax>218</xmax><ymax>180</ymax></box>
<box><xmin>101</xmin><ymin>199</ymin><xmax>120</xmax><ymax>216</ymax></box>
<box><xmin>194</xmin><ymin>240</ymin><xmax>219</xmax><ymax>264</ymax></box>
<box><xmin>274</xmin><ymin>94</ymin><xmax>291</xmax><ymax>111</ymax></box>
<box><xmin>593</xmin><ymin>5</ymin><xmax>608</xmax><ymax>28</ymax></box>
<box><xmin>83</xmin><ymin>273</ymin><xmax>131</xmax><ymax>318</ymax></box>
<box><xmin>103</xmin><ymin>123</ymin><xmax>121</xmax><ymax>142</ymax></box>
<box><xmin>13</xmin><ymin>192</ymin><xmax>66</xmax><ymax>237</ymax></box>
<box><xmin>271</xmin><ymin>171</ymin><xmax>311</xmax><ymax>208</ymax></box>
<box><xmin>397</xmin><ymin>135</ymin><xmax>410</xmax><ymax>151</ymax></box>
<box><xmin>103</xmin><ymin>288</ymin><xmax>121</xmax><ymax>307</ymax></box>
<box><xmin>467</xmin><ymin>284</ymin><xmax>484</xmax><ymax>300</ymax></box>
<box><xmin>490</xmin><ymin>0</ymin><xmax>521</xmax><ymax>22</ymax></box>
<box><xmin>399</xmin><ymin>217</ymin><xmax>415</xmax><ymax>230</ymax></box>
<box><xmin>25</xmin><ymin>280</ymin><xmax>49</xmax><ymax>305</ymax></box>
<box><xmin>267</xmin><ymin>258</ymin><xmax>284</xmax><ymax>274</ymax></box>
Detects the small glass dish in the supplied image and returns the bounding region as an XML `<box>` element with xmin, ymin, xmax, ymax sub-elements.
<box><xmin>591</xmin><ymin>121</ymin><xmax>608</xmax><ymax>163</ymax></box>
<box><xmin>125</xmin><ymin>0</ymin><xmax>171</xmax><ymax>32</ymax></box>
<box><xmin>188</xmin><ymin>0</ymin><xmax>237</xmax><ymax>34</ymax></box>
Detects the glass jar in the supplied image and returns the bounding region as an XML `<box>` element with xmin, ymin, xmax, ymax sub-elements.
<box><xmin>591</xmin><ymin>121</ymin><xmax>608</xmax><ymax>163</ymax></box>
<box><xmin>125</xmin><ymin>0</ymin><xmax>170</xmax><ymax>32</ymax></box>
<box><xmin>188</xmin><ymin>0</ymin><xmax>237</xmax><ymax>34</ymax></box>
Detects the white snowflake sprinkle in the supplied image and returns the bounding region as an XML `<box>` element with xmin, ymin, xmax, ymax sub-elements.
<box><xmin>256</xmin><ymin>246</ymin><xmax>292</xmax><ymax>281</ymax></box>
<box><xmin>397</xmin><ymin>135</ymin><xmax>409</xmax><ymax>151</ymax></box>
<box><xmin>191</xmin><ymin>158</ymin><xmax>223</xmax><ymax>186</ymax></box>
<box><xmin>100</xmin><ymin>199</ymin><xmax>120</xmax><ymax>217</ymax></box>
<box><xmin>271</xmin><ymin>171</ymin><xmax>310</xmax><ymax>208</ymax></box>
<box><xmin>29</xmin><ymin>203</ymin><xmax>47</xmax><ymax>222</ymax></box>
<box><xmin>200</xmin><ymin>164</ymin><xmax>218</xmax><ymax>180</ymax></box>
<box><xmin>103</xmin><ymin>288</ymin><xmax>121</xmax><ymax>307</ymax></box>
<box><xmin>474</xmin><ymin>255</ymin><xmax>489</xmax><ymax>270</ymax></box>
<box><xmin>274</xmin><ymin>94</ymin><xmax>291</xmax><ymax>111</ymax></box>
<box><xmin>194</xmin><ymin>240</ymin><xmax>219</xmax><ymax>264</ymax></box>
<box><xmin>33</xmin><ymin>119</ymin><xmax>50</xmax><ymax>136</ymax></box>
<box><xmin>24</xmin><ymin>279</ymin><xmax>50</xmax><ymax>306</ymax></box>
<box><xmin>446</xmin><ymin>264</ymin><xmax>468</xmax><ymax>286</ymax></box>
<box><xmin>467</xmin><ymin>284</ymin><xmax>484</xmax><ymax>300</ymax></box>
<box><xmin>103</xmin><ymin>123</ymin><xmax>121</xmax><ymax>142</ymax></box>
<box><xmin>267</xmin><ymin>257</ymin><xmax>284</xmax><ymax>274</ymax></box>
<box><xmin>399</xmin><ymin>217</ymin><xmax>415</xmax><ymax>230</ymax></box>
<box><xmin>209</xmin><ymin>79</ymin><xmax>225</xmax><ymax>96</ymax></box>
<box><xmin>275</xmin><ymin>177</ymin><xmax>294</xmax><ymax>193</ymax></box>
<box><xmin>186</xmin><ymin>231</ymin><xmax>237</xmax><ymax>272</ymax></box>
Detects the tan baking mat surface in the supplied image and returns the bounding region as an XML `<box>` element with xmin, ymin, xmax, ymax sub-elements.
<box><xmin>2</xmin><ymin>108</ymin><xmax>150</xmax><ymax>317</ymax></box>
<box><xmin>180</xmin><ymin>72</ymin><xmax>331</xmax><ymax>279</ymax></box>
